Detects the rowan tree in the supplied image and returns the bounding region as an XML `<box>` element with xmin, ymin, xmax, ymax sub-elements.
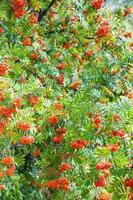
<box><xmin>0</xmin><ymin>0</ymin><xmax>133</xmax><ymax>200</ymax></box>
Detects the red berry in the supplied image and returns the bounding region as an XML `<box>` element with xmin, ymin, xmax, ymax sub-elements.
<box><xmin>92</xmin><ymin>0</ymin><xmax>104</xmax><ymax>10</ymax></box>
<box><xmin>49</xmin><ymin>115</ymin><xmax>59</xmax><ymax>125</ymax></box>
<box><xmin>0</xmin><ymin>64</ymin><xmax>8</xmax><ymax>76</ymax></box>
<box><xmin>2</xmin><ymin>157</ymin><xmax>14</xmax><ymax>166</ymax></box>
<box><xmin>20</xmin><ymin>136</ymin><xmax>35</xmax><ymax>145</ymax></box>
<box><xmin>17</xmin><ymin>122</ymin><xmax>31</xmax><ymax>131</ymax></box>
<box><xmin>96</xmin><ymin>22</ymin><xmax>110</xmax><ymax>37</ymax></box>
<box><xmin>70</xmin><ymin>139</ymin><xmax>88</xmax><ymax>149</ymax></box>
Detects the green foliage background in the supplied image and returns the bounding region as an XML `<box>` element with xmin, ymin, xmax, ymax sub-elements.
<box><xmin>0</xmin><ymin>0</ymin><xmax>132</xmax><ymax>199</ymax></box>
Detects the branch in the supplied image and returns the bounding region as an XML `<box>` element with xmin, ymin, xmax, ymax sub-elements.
<box><xmin>45</xmin><ymin>29</ymin><xmax>67</xmax><ymax>35</ymax></box>
<box><xmin>38</xmin><ymin>0</ymin><xmax>57</xmax><ymax>22</ymax></box>
<box><xmin>44</xmin><ymin>28</ymin><xmax>95</xmax><ymax>40</ymax></box>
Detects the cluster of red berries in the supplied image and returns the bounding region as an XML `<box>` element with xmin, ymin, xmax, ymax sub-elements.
<box><xmin>55</xmin><ymin>73</ymin><xmax>64</xmax><ymax>85</ymax></box>
<box><xmin>54</xmin><ymin>102</ymin><xmax>63</xmax><ymax>110</ymax></box>
<box><xmin>59</xmin><ymin>163</ymin><xmax>73</xmax><ymax>173</ymax></box>
<box><xmin>92</xmin><ymin>0</ymin><xmax>104</xmax><ymax>10</ymax></box>
<box><xmin>70</xmin><ymin>139</ymin><xmax>88</xmax><ymax>149</ymax></box>
<box><xmin>96</xmin><ymin>160</ymin><xmax>112</xmax><ymax>170</ymax></box>
<box><xmin>85</xmin><ymin>50</ymin><xmax>93</xmax><ymax>58</ymax></box>
<box><xmin>28</xmin><ymin>95</ymin><xmax>39</xmax><ymax>106</ymax></box>
<box><xmin>29</xmin><ymin>13</ymin><xmax>38</xmax><ymax>24</ymax></box>
<box><xmin>55</xmin><ymin>127</ymin><xmax>67</xmax><ymax>135</ymax></box>
<box><xmin>6</xmin><ymin>165</ymin><xmax>15</xmax><ymax>176</ymax></box>
<box><xmin>70</xmin><ymin>80</ymin><xmax>81</xmax><ymax>90</ymax></box>
<box><xmin>0</xmin><ymin>27</ymin><xmax>4</xmax><ymax>34</ymax></box>
<box><xmin>13</xmin><ymin>98</ymin><xmax>22</xmax><ymax>108</ymax></box>
<box><xmin>52</xmin><ymin>135</ymin><xmax>64</xmax><ymax>143</ymax></box>
<box><xmin>2</xmin><ymin>157</ymin><xmax>14</xmax><ymax>166</ymax></box>
<box><xmin>93</xmin><ymin>114</ymin><xmax>102</xmax><ymax>129</ymax></box>
<box><xmin>107</xmin><ymin>143</ymin><xmax>120</xmax><ymax>152</ymax></box>
<box><xmin>33</xmin><ymin>149</ymin><xmax>41</xmax><ymax>157</ymax></box>
<box><xmin>1</xmin><ymin>157</ymin><xmax>15</xmax><ymax>177</ymax></box>
<box><xmin>62</xmin><ymin>43</ymin><xmax>71</xmax><ymax>49</ymax></box>
<box><xmin>52</xmin><ymin>127</ymin><xmax>67</xmax><ymax>143</ymax></box>
<box><xmin>22</xmin><ymin>37</ymin><xmax>32</xmax><ymax>46</ymax></box>
<box><xmin>0</xmin><ymin>106</ymin><xmax>13</xmax><ymax>118</ymax></box>
<box><xmin>0</xmin><ymin>98</ymin><xmax>22</xmax><ymax>119</ymax></box>
<box><xmin>47</xmin><ymin>177</ymin><xmax>70</xmax><ymax>190</ymax></box>
<box><xmin>49</xmin><ymin>115</ymin><xmax>59</xmax><ymax>125</ymax></box>
<box><xmin>20</xmin><ymin>136</ymin><xmax>35</xmax><ymax>145</ymax></box>
<box><xmin>17</xmin><ymin>122</ymin><xmax>31</xmax><ymax>131</ymax></box>
<box><xmin>112</xmin><ymin>130</ymin><xmax>125</xmax><ymax>137</ymax></box>
<box><xmin>96</xmin><ymin>22</ymin><xmax>110</xmax><ymax>37</ymax></box>
<box><xmin>0</xmin><ymin>184</ymin><xmax>5</xmax><ymax>190</ymax></box>
<box><xmin>95</xmin><ymin>175</ymin><xmax>106</xmax><ymax>187</ymax></box>
<box><xmin>30</xmin><ymin>52</ymin><xmax>39</xmax><ymax>60</ymax></box>
<box><xmin>13</xmin><ymin>0</ymin><xmax>27</xmax><ymax>18</ymax></box>
<box><xmin>56</xmin><ymin>62</ymin><xmax>67</xmax><ymax>70</ymax></box>
<box><xmin>0</xmin><ymin>96</ymin><xmax>22</xmax><ymax>133</ymax></box>
<box><xmin>125</xmin><ymin>178</ymin><xmax>133</xmax><ymax>188</ymax></box>
<box><xmin>0</xmin><ymin>64</ymin><xmax>8</xmax><ymax>76</ymax></box>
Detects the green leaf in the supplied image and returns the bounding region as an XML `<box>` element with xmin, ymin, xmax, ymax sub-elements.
<box><xmin>113</xmin><ymin>152</ymin><xmax>130</xmax><ymax>168</ymax></box>
<box><xmin>94</xmin><ymin>146</ymin><xmax>111</xmax><ymax>157</ymax></box>
<box><xmin>14</xmin><ymin>153</ymin><xmax>25</xmax><ymax>167</ymax></box>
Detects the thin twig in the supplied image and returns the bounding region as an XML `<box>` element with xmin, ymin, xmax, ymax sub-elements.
<box><xmin>38</xmin><ymin>0</ymin><xmax>57</xmax><ymax>21</ymax></box>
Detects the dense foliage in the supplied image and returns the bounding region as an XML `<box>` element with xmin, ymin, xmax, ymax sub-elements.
<box><xmin>0</xmin><ymin>0</ymin><xmax>133</xmax><ymax>199</ymax></box>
